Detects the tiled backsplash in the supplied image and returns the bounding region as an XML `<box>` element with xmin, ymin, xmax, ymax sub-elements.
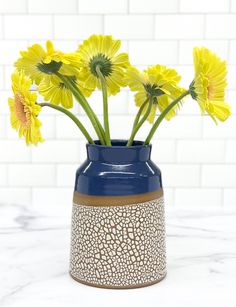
<box><xmin>0</xmin><ymin>0</ymin><xmax>235</xmax><ymax>207</ymax></box>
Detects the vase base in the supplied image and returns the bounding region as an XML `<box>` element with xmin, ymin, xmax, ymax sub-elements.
<box><xmin>69</xmin><ymin>271</ymin><xmax>167</xmax><ymax>289</ymax></box>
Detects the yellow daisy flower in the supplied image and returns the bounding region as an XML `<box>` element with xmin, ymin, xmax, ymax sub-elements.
<box><xmin>15</xmin><ymin>41</ymin><xmax>80</xmax><ymax>85</ymax></box>
<box><xmin>190</xmin><ymin>47</ymin><xmax>230</xmax><ymax>123</ymax></box>
<box><xmin>38</xmin><ymin>75</ymin><xmax>91</xmax><ymax>109</ymax></box>
<box><xmin>8</xmin><ymin>70</ymin><xmax>43</xmax><ymax>145</ymax></box>
<box><xmin>126</xmin><ymin>65</ymin><xmax>185</xmax><ymax>123</ymax></box>
<box><xmin>38</xmin><ymin>76</ymin><xmax>73</xmax><ymax>109</ymax></box>
<box><xmin>77</xmin><ymin>34</ymin><xmax>129</xmax><ymax>96</ymax></box>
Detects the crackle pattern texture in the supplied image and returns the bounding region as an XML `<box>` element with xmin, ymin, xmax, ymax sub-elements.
<box><xmin>70</xmin><ymin>197</ymin><xmax>166</xmax><ymax>288</ymax></box>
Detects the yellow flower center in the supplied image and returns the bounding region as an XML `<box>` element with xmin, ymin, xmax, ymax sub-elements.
<box><xmin>207</xmin><ymin>82</ymin><xmax>214</xmax><ymax>100</ymax></box>
<box><xmin>14</xmin><ymin>93</ymin><xmax>31</xmax><ymax>127</ymax></box>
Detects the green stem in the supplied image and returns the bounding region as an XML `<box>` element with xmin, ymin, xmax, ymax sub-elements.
<box><xmin>38</xmin><ymin>102</ymin><xmax>94</xmax><ymax>144</ymax></box>
<box><xmin>55</xmin><ymin>72</ymin><xmax>106</xmax><ymax>145</ymax></box>
<box><xmin>127</xmin><ymin>97</ymin><xmax>149</xmax><ymax>146</ymax></box>
<box><xmin>127</xmin><ymin>97</ymin><xmax>153</xmax><ymax>146</ymax></box>
<box><xmin>96</xmin><ymin>66</ymin><xmax>111</xmax><ymax>146</ymax></box>
<box><xmin>144</xmin><ymin>90</ymin><xmax>190</xmax><ymax>145</ymax></box>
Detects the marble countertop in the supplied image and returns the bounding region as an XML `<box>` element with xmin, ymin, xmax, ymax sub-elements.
<box><xmin>1</xmin><ymin>203</ymin><xmax>236</xmax><ymax>307</ymax></box>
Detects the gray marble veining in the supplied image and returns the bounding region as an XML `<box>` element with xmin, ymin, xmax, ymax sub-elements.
<box><xmin>1</xmin><ymin>203</ymin><xmax>236</xmax><ymax>307</ymax></box>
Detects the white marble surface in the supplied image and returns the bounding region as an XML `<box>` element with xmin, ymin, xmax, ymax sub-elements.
<box><xmin>1</xmin><ymin>203</ymin><xmax>236</xmax><ymax>307</ymax></box>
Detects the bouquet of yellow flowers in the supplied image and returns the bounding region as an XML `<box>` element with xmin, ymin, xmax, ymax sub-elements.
<box><xmin>8</xmin><ymin>34</ymin><xmax>231</xmax><ymax>146</ymax></box>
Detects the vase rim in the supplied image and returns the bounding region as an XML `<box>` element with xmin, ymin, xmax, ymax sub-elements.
<box><xmin>87</xmin><ymin>139</ymin><xmax>151</xmax><ymax>149</ymax></box>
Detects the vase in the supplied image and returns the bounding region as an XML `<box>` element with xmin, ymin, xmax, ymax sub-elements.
<box><xmin>69</xmin><ymin>140</ymin><xmax>166</xmax><ymax>289</ymax></box>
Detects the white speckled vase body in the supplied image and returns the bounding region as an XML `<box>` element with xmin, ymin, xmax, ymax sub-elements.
<box><xmin>70</xmin><ymin>194</ymin><xmax>166</xmax><ymax>289</ymax></box>
<box><xmin>69</xmin><ymin>140</ymin><xmax>166</xmax><ymax>289</ymax></box>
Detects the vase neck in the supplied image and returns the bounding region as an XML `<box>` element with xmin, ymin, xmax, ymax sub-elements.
<box><xmin>86</xmin><ymin>140</ymin><xmax>152</xmax><ymax>163</ymax></box>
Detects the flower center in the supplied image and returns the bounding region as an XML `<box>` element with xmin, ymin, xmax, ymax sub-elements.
<box><xmin>207</xmin><ymin>82</ymin><xmax>214</xmax><ymax>100</ymax></box>
<box><xmin>89</xmin><ymin>53</ymin><xmax>113</xmax><ymax>77</ymax></box>
<box><xmin>37</xmin><ymin>60</ymin><xmax>62</xmax><ymax>74</ymax></box>
<box><xmin>144</xmin><ymin>83</ymin><xmax>164</xmax><ymax>100</ymax></box>
<box><xmin>14</xmin><ymin>93</ymin><xmax>30</xmax><ymax>127</ymax></box>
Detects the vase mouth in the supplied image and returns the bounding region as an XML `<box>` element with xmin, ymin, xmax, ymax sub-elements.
<box><xmin>86</xmin><ymin>140</ymin><xmax>152</xmax><ymax>163</ymax></box>
<box><xmin>88</xmin><ymin>139</ymin><xmax>151</xmax><ymax>148</ymax></box>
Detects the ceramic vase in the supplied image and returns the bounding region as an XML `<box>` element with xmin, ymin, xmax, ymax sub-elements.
<box><xmin>70</xmin><ymin>140</ymin><xmax>166</xmax><ymax>289</ymax></box>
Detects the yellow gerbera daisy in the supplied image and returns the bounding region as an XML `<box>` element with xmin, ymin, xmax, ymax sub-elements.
<box><xmin>8</xmin><ymin>70</ymin><xmax>43</xmax><ymax>145</ymax></box>
<box><xmin>15</xmin><ymin>41</ymin><xmax>80</xmax><ymax>85</ymax></box>
<box><xmin>38</xmin><ymin>75</ymin><xmax>91</xmax><ymax>109</ymax></box>
<box><xmin>126</xmin><ymin>65</ymin><xmax>185</xmax><ymax>123</ymax></box>
<box><xmin>38</xmin><ymin>76</ymin><xmax>73</xmax><ymax>109</ymax></box>
<box><xmin>77</xmin><ymin>34</ymin><xmax>129</xmax><ymax>96</ymax></box>
<box><xmin>190</xmin><ymin>47</ymin><xmax>230</xmax><ymax>123</ymax></box>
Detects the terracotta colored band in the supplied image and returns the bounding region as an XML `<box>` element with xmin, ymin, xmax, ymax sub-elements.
<box><xmin>73</xmin><ymin>189</ymin><xmax>163</xmax><ymax>207</ymax></box>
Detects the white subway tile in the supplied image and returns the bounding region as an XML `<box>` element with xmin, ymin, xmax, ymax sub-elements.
<box><xmin>105</xmin><ymin>15</ymin><xmax>154</xmax><ymax>39</ymax></box>
<box><xmin>0</xmin><ymin>0</ymin><xmax>27</xmax><ymax>13</ymax></box>
<box><xmin>231</xmin><ymin>0</ymin><xmax>236</xmax><ymax>12</ymax></box>
<box><xmin>225</xmin><ymin>140</ymin><xmax>236</xmax><ymax>162</ymax></box>
<box><xmin>54</xmin><ymin>15</ymin><xmax>103</xmax><ymax>39</ymax></box>
<box><xmin>83</xmin><ymin>90</ymin><xmax>129</xmax><ymax>116</ymax></box>
<box><xmin>160</xmin><ymin>164</ymin><xmax>200</xmax><ymax>187</ymax></box>
<box><xmin>40</xmin><ymin>115</ymin><xmax>56</xmax><ymax>139</ymax></box>
<box><xmin>78</xmin><ymin>140</ymin><xmax>87</xmax><ymax>162</ymax></box>
<box><xmin>9</xmin><ymin>165</ymin><xmax>55</xmax><ymax>186</ymax></box>
<box><xmin>202</xmin><ymin>165</ymin><xmax>236</xmax><ymax>187</ymax></box>
<box><xmin>28</xmin><ymin>0</ymin><xmax>77</xmax><ymax>14</ymax></box>
<box><xmin>227</xmin><ymin>90</ymin><xmax>236</xmax><ymax>114</ymax></box>
<box><xmin>57</xmin><ymin>164</ymin><xmax>77</xmax><ymax>187</ymax></box>
<box><xmin>0</xmin><ymin>91</ymin><xmax>11</xmax><ymax>115</ymax></box>
<box><xmin>177</xmin><ymin>96</ymin><xmax>202</xmax><ymax>115</ymax></box>
<box><xmin>0</xmin><ymin>188</ymin><xmax>31</xmax><ymax>205</ymax></box>
<box><xmin>177</xmin><ymin>140</ymin><xmax>225</xmax><ymax>163</ymax></box>
<box><xmin>109</xmin><ymin>115</ymin><xmax>134</xmax><ymax>139</ymax></box>
<box><xmin>223</xmin><ymin>189</ymin><xmax>236</xmax><ymax>206</ymax></box>
<box><xmin>180</xmin><ymin>0</ymin><xmax>230</xmax><ymax>13</ymax></box>
<box><xmin>153</xmin><ymin>116</ymin><xmax>202</xmax><ymax>139</ymax></box>
<box><xmin>179</xmin><ymin>40</ymin><xmax>228</xmax><ymax>65</ymax></box>
<box><xmin>203</xmin><ymin>116</ymin><xmax>236</xmax><ymax>139</ymax></box>
<box><xmin>0</xmin><ymin>1</ymin><xmax>235</xmax><ymax>208</ymax></box>
<box><xmin>175</xmin><ymin>188</ymin><xmax>222</xmax><ymax>206</ymax></box>
<box><xmin>130</xmin><ymin>0</ymin><xmax>178</xmax><ymax>13</ymax></box>
<box><xmin>173</xmin><ymin>65</ymin><xmax>194</xmax><ymax>88</ymax></box>
<box><xmin>0</xmin><ymin>165</ymin><xmax>7</xmax><ymax>186</ymax></box>
<box><xmin>79</xmin><ymin>0</ymin><xmax>127</xmax><ymax>14</ymax></box>
<box><xmin>47</xmin><ymin>40</ymin><xmax>78</xmax><ymax>52</ymax></box>
<box><xmin>0</xmin><ymin>116</ymin><xmax>6</xmax><ymax>138</ymax></box>
<box><xmin>0</xmin><ymin>140</ymin><xmax>31</xmax><ymax>162</ymax></box>
<box><xmin>55</xmin><ymin>114</ymin><xmax>86</xmax><ymax>139</ymax></box>
<box><xmin>128</xmin><ymin>91</ymin><xmax>138</xmax><ymax>115</ymax></box>
<box><xmin>32</xmin><ymin>140</ymin><xmax>80</xmax><ymax>163</ymax></box>
<box><xmin>32</xmin><ymin>187</ymin><xmax>72</xmax><ymax>206</ymax></box>
<box><xmin>0</xmin><ymin>41</ymin><xmax>28</xmax><ymax>65</ymax></box>
<box><xmin>151</xmin><ymin>140</ymin><xmax>176</xmax><ymax>163</ymax></box>
<box><xmin>4</xmin><ymin>65</ymin><xmax>14</xmax><ymax>90</ymax></box>
<box><xmin>163</xmin><ymin>188</ymin><xmax>174</xmax><ymax>206</ymax></box>
<box><xmin>0</xmin><ymin>65</ymin><xmax>5</xmax><ymax>90</ymax></box>
<box><xmin>229</xmin><ymin>41</ymin><xmax>236</xmax><ymax>64</ymax></box>
<box><xmin>4</xmin><ymin>15</ymin><xmax>53</xmax><ymax>39</ymax></box>
<box><xmin>155</xmin><ymin>15</ymin><xmax>204</xmax><ymax>39</ymax></box>
<box><xmin>227</xmin><ymin>65</ymin><xmax>236</xmax><ymax>90</ymax></box>
<box><xmin>206</xmin><ymin>14</ymin><xmax>236</xmax><ymax>39</ymax></box>
<box><xmin>129</xmin><ymin>41</ymin><xmax>178</xmax><ymax>65</ymax></box>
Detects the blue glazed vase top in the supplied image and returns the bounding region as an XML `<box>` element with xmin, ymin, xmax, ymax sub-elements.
<box><xmin>74</xmin><ymin>140</ymin><xmax>162</xmax><ymax>196</ymax></box>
